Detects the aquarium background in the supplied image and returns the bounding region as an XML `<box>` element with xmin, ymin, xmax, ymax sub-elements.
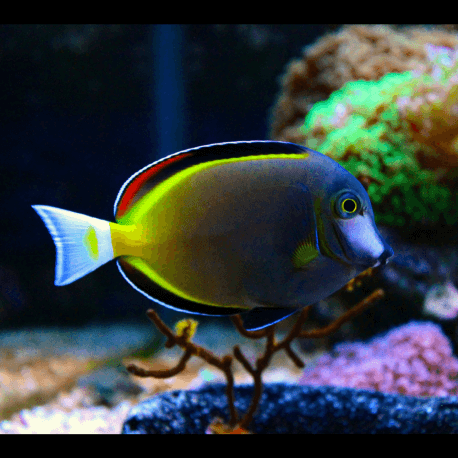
<box><xmin>2</xmin><ymin>24</ymin><xmax>339</xmax><ymax>329</ymax></box>
<box><xmin>4</xmin><ymin>24</ymin><xmax>458</xmax><ymax>433</ymax></box>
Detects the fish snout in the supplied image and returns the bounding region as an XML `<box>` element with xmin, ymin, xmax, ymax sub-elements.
<box><xmin>376</xmin><ymin>245</ymin><xmax>394</xmax><ymax>267</ymax></box>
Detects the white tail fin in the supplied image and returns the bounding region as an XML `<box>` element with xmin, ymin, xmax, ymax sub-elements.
<box><xmin>32</xmin><ymin>205</ymin><xmax>114</xmax><ymax>286</ymax></box>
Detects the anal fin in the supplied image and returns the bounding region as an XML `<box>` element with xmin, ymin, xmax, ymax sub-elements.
<box><xmin>241</xmin><ymin>307</ymin><xmax>300</xmax><ymax>331</ymax></box>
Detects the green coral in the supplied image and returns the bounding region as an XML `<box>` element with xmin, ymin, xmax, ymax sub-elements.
<box><xmin>301</xmin><ymin>49</ymin><xmax>458</xmax><ymax>229</ymax></box>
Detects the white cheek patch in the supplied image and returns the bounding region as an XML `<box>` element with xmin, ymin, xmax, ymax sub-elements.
<box><xmin>345</xmin><ymin>215</ymin><xmax>385</xmax><ymax>259</ymax></box>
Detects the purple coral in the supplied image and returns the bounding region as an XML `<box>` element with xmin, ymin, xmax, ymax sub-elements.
<box><xmin>299</xmin><ymin>322</ymin><xmax>458</xmax><ymax>397</ymax></box>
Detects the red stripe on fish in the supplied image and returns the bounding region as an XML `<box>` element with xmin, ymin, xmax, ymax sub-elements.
<box><xmin>117</xmin><ymin>152</ymin><xmax>193</xmax><ymax>218</ymax></box>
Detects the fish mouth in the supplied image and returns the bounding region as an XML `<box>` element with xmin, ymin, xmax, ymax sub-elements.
<box><xmin>351</xmin><ymin>243</ymin><xmax>394</xmax><ymax>269</ymax></box>
<box><xmin>332</xmin><ymin>219</ymin><xmax>394</xmax><ymax>269</ymax></box>
<box><xmin>374</xmin><ymin>245</ymin><xmax>394</xmax><ymax>267</ymax></box>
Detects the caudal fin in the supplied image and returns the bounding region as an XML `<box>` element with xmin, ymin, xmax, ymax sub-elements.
<box><xmin>32</xmin><ymin>205</ymin><xmax>114</xmax><ymax>286</ymax></box>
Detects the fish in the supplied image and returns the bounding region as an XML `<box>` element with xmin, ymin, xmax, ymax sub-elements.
<box><xmin>32</xmin><ymin>141</ymin><xmax>394</xmax><ymax>331</ymax></box>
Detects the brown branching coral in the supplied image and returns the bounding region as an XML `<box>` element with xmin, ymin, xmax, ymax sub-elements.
<box><xmin>127</xmin><ymin>313</ymin><xmax>239</xmax><ymax>429</ymax></box>
<box><xmin>343</xmin><ymin>267</ymin><xmax>374</xmax><ymax>292</ymax></box>
<box><xmin>126</xmin><ymin>270</ymin><xmax>385</xmax><ymax>433</ymax></box>
<box><xmin>270</xmin><ymin>24</ymin><xmax>458</xmax><ymax>143</ymax></box>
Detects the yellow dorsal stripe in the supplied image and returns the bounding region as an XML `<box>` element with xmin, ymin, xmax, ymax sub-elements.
<box><xmin>118</xmin><ymin>153</ymin><xmax>309</xmax><ymax>225</ymax></box>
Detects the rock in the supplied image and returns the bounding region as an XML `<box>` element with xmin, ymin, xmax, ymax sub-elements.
<box><xmin>77</xmin><ymin>365</ymin><xmax>144</xmax><ymax>407</ymax></box>
<box><xmin>122</xmin><ymin>383</ymin><xmax>458</xmax><ymax>434</ymax></box>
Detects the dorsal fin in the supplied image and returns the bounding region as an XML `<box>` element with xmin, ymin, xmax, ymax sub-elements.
<box><xmin>114</xmin><ymin>141</ymin><xmax>311</xmax><ymax>221</ymax></box>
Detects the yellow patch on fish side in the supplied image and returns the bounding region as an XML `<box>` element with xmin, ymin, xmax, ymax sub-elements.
<box><xmin>123</xmin><ymin>256</ymin><xmax>240</xmax><ymax>307</ymax></box>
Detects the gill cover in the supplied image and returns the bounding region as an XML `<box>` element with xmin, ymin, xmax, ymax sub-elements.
<box><xmin>314</xmin><ymin>171</ymin><xmax>392</xmax><ymax>268</ymax></box>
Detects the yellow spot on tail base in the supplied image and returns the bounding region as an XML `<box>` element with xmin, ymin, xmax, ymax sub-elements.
<box><xmin>84</xmin><ymin>226</ymin><xmax>99</xmax><ymax>260</ymax></box>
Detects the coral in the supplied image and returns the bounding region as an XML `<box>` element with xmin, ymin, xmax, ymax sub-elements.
<box><xmin>279</xmin><ymin>44</ymin><xmax>458</xmax><ymax>229</ymax></box>
<box><xmin>270</xmin><ymin>24</ymin><xmax>458</xmax><ymax>142</ymax></box>
<box><xmin>299</xmin><ymin>322</ymin><xmax>458</xmax><ymax>397</ymax></box>
<box><xmin>424</xmin><ymin>281</ymin><xmax>458</xmax><ymax>320</ymax></box>
<box><xmin>397</xmin><ymin>45</ymin><xmax>458</xmax><ymax>167</ymax></box>
<box><xmin>126</xmin><ymin>275</ymin><xmax>385</xmax><ymax>433</ymax></box>
<box><xmin>270</xmin><ymin>26</ymin><xmax>458</xmax><ymax>230</ymax></box>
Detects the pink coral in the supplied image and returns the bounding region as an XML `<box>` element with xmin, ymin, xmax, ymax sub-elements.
<box><xmin>299</xmin><ymin>322</ymin><xmax>458</xmax><ymax>397</ymax></box>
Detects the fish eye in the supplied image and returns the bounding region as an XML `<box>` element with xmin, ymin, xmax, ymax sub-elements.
<box><xmin>342</xmin><ymin>198</ymin><xmax>357</xmax><ymax>213</ymax></box>
<box><xmin>334</xmin><ymin>191</ymin><xmax>361</xmax><ymax>219</ymax></box>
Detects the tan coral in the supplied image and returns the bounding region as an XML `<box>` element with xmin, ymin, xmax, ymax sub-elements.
<box><xmin>270</xmin><ymin>24</ymin><xmax>458</xmax><ymax>143</ymax></box>
<box><xmin>396</xmin><ymin>46</ymin><xmax>458</xmax><ymax>168</ymax></box>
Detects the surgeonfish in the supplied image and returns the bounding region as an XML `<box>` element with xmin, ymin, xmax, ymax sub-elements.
<box><xmin>32</xmin><ymin>141</ymin><xmax>393</xmax><ymax>330</ymax></box>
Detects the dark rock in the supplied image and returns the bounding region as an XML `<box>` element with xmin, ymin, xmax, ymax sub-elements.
<box><xmin>122</xmin><ymin>383</ymin><xmax>458</xmax><ymax>434</ymax></box>
<box><xmin>378</xmin><ymin>225</ymin><xmax>457</xmax><ymax>299</ymax></box>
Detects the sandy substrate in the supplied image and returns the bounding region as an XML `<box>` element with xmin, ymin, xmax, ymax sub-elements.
<box><xmin>0</xmin><ymin>322</ymin><xmax>309</xmax><ymax>433</ymax></box>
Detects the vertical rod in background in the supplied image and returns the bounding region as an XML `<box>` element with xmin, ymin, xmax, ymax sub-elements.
<box><xmin>150</xmin><ymin>24</ymin><xmax>186</xmax><ymax>161</ymax></box>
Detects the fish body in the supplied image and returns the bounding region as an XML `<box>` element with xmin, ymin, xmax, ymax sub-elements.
<box><xmin>33</xmin><ymin>141</ymin><xmax>393</xmax><ymax>330</ymax></box>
